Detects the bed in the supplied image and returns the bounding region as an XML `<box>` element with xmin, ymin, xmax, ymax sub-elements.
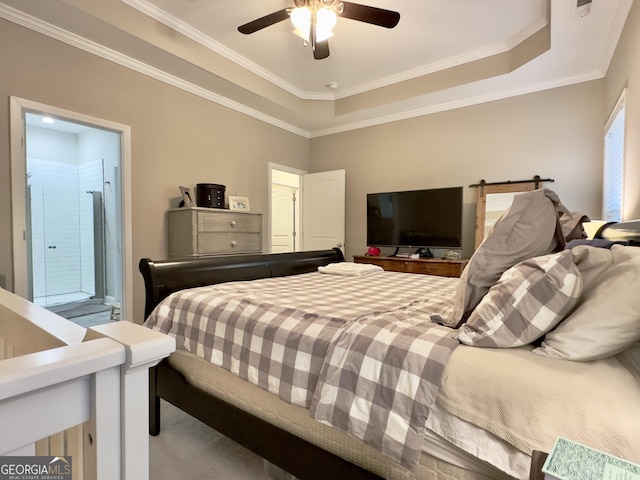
<box><xmin>140</xmin><ymin>190</ymin><xmax>640</xmax><ymax>480</ymax></box>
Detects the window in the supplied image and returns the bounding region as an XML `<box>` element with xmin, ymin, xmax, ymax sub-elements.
<box><xmin>603</xmin><ymin>90</ymin><xmax>625</xmax><ymax>222</ymax></box>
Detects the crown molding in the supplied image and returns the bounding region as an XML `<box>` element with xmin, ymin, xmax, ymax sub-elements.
<box><xmin>0</xmin><ymin>1</ymin><xmax>622</xmax><ymax>139</ymax></box>
<box><xmin>122</xmin><ymin>0</ymin><xmax>551</xmax><ymax>102</ymax></box>
<box><xmin>121</xmin><ymin>0</ymin><xmax>335</xmax><ymax>101</ymax></box>
<box><xmin>334</xmin><ymin>15</ymin><xmax>550</xmax><ymax>100</ymax></box>
<box><xmin>0</xmin><ymin>3</ymin><xmax>310</xmax><ymax>138</ymax></box>
<box><xmin>310</xmin><ymin>69</ymin><xmax>605</xmax><ymax>138</ymax></box>
<box><xmin>598</xmin><ymin>0</ymin><xmax>633</xmax><ymax>74</ymax></box>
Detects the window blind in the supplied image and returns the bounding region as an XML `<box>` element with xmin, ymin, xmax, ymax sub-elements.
<box><xmin>603</xmin><ymin>95</ymin><xmax>625</xmax><ymax>222</ymax></box>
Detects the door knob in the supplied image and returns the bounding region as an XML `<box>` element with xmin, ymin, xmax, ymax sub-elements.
<box><xmin>48</xmin><ymin>245</ymin><xmax>57</xmax><ymax>249</ymax></box>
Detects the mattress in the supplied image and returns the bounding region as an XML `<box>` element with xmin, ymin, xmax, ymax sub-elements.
<box><xmin>168</xmin><ymin>349</ymin><xmax>528</xmax><ymax>480</ymax></box>
<box><xmin>437</xmin><ymin>344</ymin><xmax>640</xmax><ymax>466</ymax></box>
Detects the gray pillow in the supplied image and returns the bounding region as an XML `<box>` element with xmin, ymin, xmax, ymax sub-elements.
<box><xmin>557</xmin><ymin>204</ymin><xmax>590</xmax><ymax>242</ymax></box>
<box><xmin>457</xmin><ymin>250</ymin><xmax>582</xmax><ymax>347</ymax></box>
<box><xmin>448</xmin><ymin>188</ymin><xmax>563</xmax><ymax>327</ymax></box>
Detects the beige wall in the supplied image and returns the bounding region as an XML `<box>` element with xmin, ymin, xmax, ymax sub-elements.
<box><xmin>605</xmin><ymin>0</ymin><xmax>640</xmax><ymax>221</ymax></box>
<box><xmin>311</xmin><ymin>81</ymin><xmax>605</xmax><ymax>260</ymax></box>
<box><xmin>0</xmin><ymin>19</ymin><xmax>309</xmax><ymax>323</ymax></box>
<box><xmin>5</xmin><ymin>4</ymin><xmax>639</xmax><ymax>321</ymax></box>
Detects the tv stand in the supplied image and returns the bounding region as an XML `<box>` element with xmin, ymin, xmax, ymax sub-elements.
<box><xmin>353</xmin><ymin>255</ymin><xmax>467</xmax><ymax>278</ymax></box>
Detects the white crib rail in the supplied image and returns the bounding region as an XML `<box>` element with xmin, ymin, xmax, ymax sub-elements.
<box><xmin>0</xmin><ymin>288</ymin><xmax>175</xmax><ymax>480</ymax></box>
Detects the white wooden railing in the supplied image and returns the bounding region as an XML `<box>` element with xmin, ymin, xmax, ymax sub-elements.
<box><xmin>0</xmin><ymin>288</ymin><xmax>175</xmax><ymax>480</ymax></box>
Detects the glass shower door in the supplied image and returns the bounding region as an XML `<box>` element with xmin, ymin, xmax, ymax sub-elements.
<box><xmin>42</xmin><ymin>185</ymin><xmax>83</xmax><ymax>303</ymax></box>
<box><xmin>31</xmin><ymin>185</ymin><xmax>102</xmax><ymax>307</ymax></box>
<box><xmin>83</xmin><ymin>190</ymin><xmax>105</xmax><ymax>302</ymax></box>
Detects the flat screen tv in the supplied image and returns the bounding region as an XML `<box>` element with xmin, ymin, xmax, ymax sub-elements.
<box><xmin>366</xmin><ymin>186</ymin><xmax>463</xmax><ymax>250</ymax></box>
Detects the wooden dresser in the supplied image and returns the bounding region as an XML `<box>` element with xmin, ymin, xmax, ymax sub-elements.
<box><xmin>353</xmin><ymin>255</ymin><xmax>467</xmax><ymax>278</ymax></box>
<box><xmin>167</xmin><ymin>207</ymin><xmax>262</xmax><ymax>257</ymax></box>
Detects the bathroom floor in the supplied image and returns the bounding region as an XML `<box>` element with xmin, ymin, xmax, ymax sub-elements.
<box><xmin>44</xmin><ymin>295</ymin><xmax>116</xmax><ymax>328</ymax></box>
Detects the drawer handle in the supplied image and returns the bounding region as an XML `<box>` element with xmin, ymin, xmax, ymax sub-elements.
<box><xmin>230</xmin><ymin>221</ymin><xmax>237</xmax><ymax>227</ymax></box>
<box><xmin>230</xmin><ymin>240</ymin><xmax>237</xmax><ymax>247</ymax></box>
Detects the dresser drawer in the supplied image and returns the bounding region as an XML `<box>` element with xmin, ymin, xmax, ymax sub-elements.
<box><xmin>198</xmin><ymin>211</ymin><xmax>261</xmax><ymax>233</ymax></box>
<box><xmin>198</xmin><ymin>232</ymin><xmax>262</xmax><ymax>255</ymax></box>
<box><xmin>168</xmin><ymin>207</ymin><xmax>263</xmax><ymax>257</ymax></box>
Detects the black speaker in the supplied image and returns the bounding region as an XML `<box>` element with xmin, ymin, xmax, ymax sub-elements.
<box><xmin>196</xmin><ymin>183</ymin><xmax>225</xmax><ymax>208</ymax></box>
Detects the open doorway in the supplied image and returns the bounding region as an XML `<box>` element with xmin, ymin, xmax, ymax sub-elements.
<box><xmin>10</xmin><ymin>97</ymin><xmax>133</xmax><ymax>326</ymax></box>
<box><xmin>268</xmin><ymin>163</ymin><xmax>346</xmax><ymax>255</ymax></box>
<box><xmin>24</xmin><ymin>113</ymin><xmax>119</xmax><ymax>326</ymax></box>
<box><xmin>270</xmin><ymin>166</ymin><xmax>301</xmax><ymax>253</ymax></box>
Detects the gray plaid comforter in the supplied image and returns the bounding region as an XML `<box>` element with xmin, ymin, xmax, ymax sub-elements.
<box><xmin>145</xmin><ymin>269</ymin><xmax>459</xmax><ymax>469</ymax></box>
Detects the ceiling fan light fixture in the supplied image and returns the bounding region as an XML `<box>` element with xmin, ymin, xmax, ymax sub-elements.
<box><xmin>239</xmin><ymin>1</ymin><xmax>400</xmax><ymax>59</ymax></box>
<box><xmin>291</xmin><ymin>7</ymin><xmax>311</xmax><ymax>40</ymax></box>
<box><xmin>291</xmin><ymin>5</ymin><xmax>336</xmax><ymax>43</ymax></box>
<box><xmin>315</xmin><ymin>7</ymin><xmax>336</xmax><ymax>41</ymax></box>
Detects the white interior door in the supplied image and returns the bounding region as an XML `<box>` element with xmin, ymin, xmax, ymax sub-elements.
<box><xmin>301</xmin><ymin>170</ymin><xmax>345</xmax><ymax>253</ymax></box>
<box><xmin>271</xmin><ymin>184</ymin><xmax>296</xmax><ymax>253</ymax></box>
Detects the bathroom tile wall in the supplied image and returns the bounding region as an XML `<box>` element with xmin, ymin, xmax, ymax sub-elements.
<box><xmin>29</xmin><ymin>158</ymin><xmax>102</xmax><ymax>302</ymax></box>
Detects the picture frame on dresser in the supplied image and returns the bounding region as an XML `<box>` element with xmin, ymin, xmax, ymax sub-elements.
<box><xmin>229</xmin><ymin>195</ymin><xmax>250</xmax><ymax>211</ymax></box>
<box><xmin>179</xmin><ymin>186</ymin><xmax>195</xmax><ymax>207</ymax></box>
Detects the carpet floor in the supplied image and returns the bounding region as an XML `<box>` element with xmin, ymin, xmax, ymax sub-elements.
<box><xmin>149</xmin><ymin>400</ymin><xmax>295</xmax><ymax>480</ymax></box>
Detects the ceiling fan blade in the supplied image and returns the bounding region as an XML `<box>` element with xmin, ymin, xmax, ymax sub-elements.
<box><xmin>313</xmin><ymin>40</ymin><xmax>330</xmax><ymax>60</ymax></box>
<box><xmin>238</xmin><ymin>9</ymin><xmax>290</xmax><ymax>34</ymax></box>
<box><xmin>310</xmin><ymin>23</ymin><xmax>330</xmax><ymax>60</ymax></box>
<box><xmin>340</xmin><ymin>2</ymin><xmax>400</xmax><ymax>28</ymax></box>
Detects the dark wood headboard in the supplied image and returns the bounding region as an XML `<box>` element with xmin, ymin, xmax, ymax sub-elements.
<box><xmin>139</xmin><ymin>248</ymin><xmax>345</xmax><ymax>319</ymax></box>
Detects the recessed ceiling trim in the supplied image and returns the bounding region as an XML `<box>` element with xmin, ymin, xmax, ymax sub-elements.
<box><xmin>121</xmin><ymin>0</ymin><xmax>334</xmax><ymax>101</ymax></box>
<box><xmin>334</xmin><ymin>22</ymin><xmax>551</xmax><ymax>116</ymax></box>
<box><xmin>311</xmin><ymin>69</ymin><xmax>605</xmax><ymax>139</ymax></box>
<box><xmin>0</xmin><ymin>1</ymin><xmax>625</xmax><ymax>139</ymax></box>
<box><xmin>335</xmin><ymin>15</ymin><xmax>550</xmax><ymax>100</ymax></box>
<box><xmin>597</xmin><ymin>0</ymin><xmax>633</xmax><ymax>74</ymax></box>
<box><xmin>123</xmin><ymin>0</ymin><xmax>550</xmax><ymax>102</ymax></box>
<box><xmin>0</xmin><ymin>3</ymin><xmax>310</xmax><ymax>138</ymax></box>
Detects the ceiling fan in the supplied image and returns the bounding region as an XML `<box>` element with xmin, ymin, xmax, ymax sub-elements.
<box><xmin>238</xmin><ymin>0</ymin><xmax>400</xmax><ymax>60</ymax></box>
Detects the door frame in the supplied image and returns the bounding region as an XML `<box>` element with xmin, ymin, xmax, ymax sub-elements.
<box><xmin>9</xmin><ymin>96</ymin><xmax>134</xmax><ymax>321</ymax></box>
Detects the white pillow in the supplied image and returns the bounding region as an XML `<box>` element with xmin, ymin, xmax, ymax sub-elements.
<box><xmin>616</xmin><ymin>342</ymin><xmax>640</xmax><ymax>386</ymax></box>
<box><xmin>612</xmin><ymin>244</ymin><xmax>640</xmax><ymax>263</ymax></box>
<box><xmin>568</xmin><ymin>245</ymin><xmax>613</xmax><ymax>295</ymax></box>
<box><xmin>534</xmin><ymin>255</ymin><xmax>640</xmax><ymax>361</ymax></box>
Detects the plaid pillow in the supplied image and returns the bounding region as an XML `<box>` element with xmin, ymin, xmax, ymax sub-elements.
<box><xmin>448</xmin><ymin>189</ymin><xmax>564</xmax><ymax>328</ymax></box>
<box><xmin>456</xmin><ymin>250</ymin><xmax>582</xmax><ymax>348</ymax></box>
